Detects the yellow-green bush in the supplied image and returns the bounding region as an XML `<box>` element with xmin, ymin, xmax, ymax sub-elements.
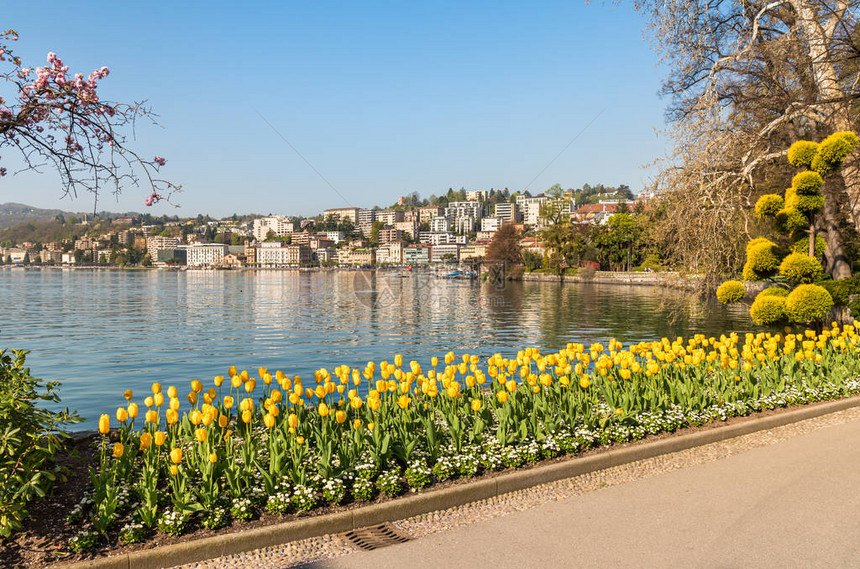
<box><xmin>779</xmin><ymin>252</ymin><xmax>823</xmax><ymax>284</ymax></box>
<box><xmin>759</xmin><ymin>286</ymin><xmax>789</xmax><ymax>297</ymax></box>
<box><xmin>811</xmin><ymin>131</ymin><xmax>859</xmax><ymax>174</ymax></box>
<box><xmin>746</xmin><ymin>237</ymin><xmax>773</xmax><ymax>253</ymax></box>
<box><xmin>750</xmin><ymin>293</ymin><xmax>786</xmax><ymax>325</ymax></box>
<box><xmin>775</xmin><ymin>208</ymin><xmax>809</xmax><ymax>233</ymax></box>
<box><xmin>716</xmin><ymin>280</ymin><xmax>745</xmax><ymax>304</ymax></box>
<box><xmin>784</xmin><ymin>284</ymin><xmax>834</xmax><ymax>323</ymax></box>
<box><xmin>791</xmin><ymin>233</ymin><xmax>826</xmax><ymax>257</ymax></box>
<box><xmin>791</xmin><ymin>171</ymin><xmax>824</xmax><ymax>196</ymax></box>
<box><xmin>793</xmin><ymin>194</ymin><xmax>825</xmax><ymax>215</ymax></box>
<box><xmin>744</xmin><ymin>239</ymin><xmax>782</xmax><ymax>280</ymax></box>
<box><xmin>787</xmin><ymin>140</ymin><xmax>819</xmax><ymax>168</ymax></box>
<box><xmin>754</xmin><ymin>194</ymin><xmax>784</xmax><ymax>219</ymax></box>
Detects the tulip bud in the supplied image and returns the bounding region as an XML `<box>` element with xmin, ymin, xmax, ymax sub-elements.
<box><xmin>144</xmin><ymin>396</ymin><xmax>154</xmax><ymax>408</ymax></box>
<box><xmin>471</xmin><ymin>399</ymin><xmax>482</xmax><ymax>412</ymax></box>
<box><xmin>219</xmin><ymin>414</ymin><xmax>229</xmax><ymax>428</ymax></box>
<box><xmin>123</xmin><ymin>389</ymin><xmax>134</xmax><ymax>401</ymax></box>
<box><xmin>223</xmin><ymin>395</ymin><xmax>234</xmax><ymax>409</ymax></box>
<box><xmin>195</xmin><ymin>427</ymin><xmax>207</xmax><ymax>442</ymax></box>
<box><xmin>170</xmin><ymin>465</ymin><xmax>179</xmax><ymax>476</ymax></box>
<box><xmin>98</xmin><ymin>414</ymin><xmax>110</xmax><ymax>435</ymax></box>
<box><xmin>154</xmin><ymin>392</ymin><xmax>164</xmax><ymax>407</ymax></box>
<box><xmin>139</xmin><ymin>432</ymin><xmax>152</xmax><ymax>450</ymax></box>
<box><xmin>113</xmin><ymin>442</ymin><xmax>124</xmax><ymax>458</ymax></box>
<box><xmin>209</xmin><ymin>452</ymin><xmax>218</xmax><ymax>464</ymax></box>
<box><xmin>191</xmin><ymin>379</ymin><xmax>203</xmax><ymax>393</ymax></box>
<box><xmin>187</xmin><ymin>391</ymin><xmax>198</xmax><ymax>405</ymax></box>
<box><xmin>170</xmin><ymin>447</ymin><xmax>182</xmax><ymax>464</ymax></box>
<box><xmin>154</xmin><ymin>430</ymin><xmax>166</xmax><ymax>446</ymax></box>
<box><xmin>231</xmin><ymin>375</ymin><xmax>242</xmax><ymax>388</ymax></box>
<box><xmin>116</xmin><ymin>407</ymin><xmax>129</xmax><ymax>422</ymax></box>
<box><xmin>145</xmin><ymin>409</ymin><xmax>157</xmax><ymax>423</ymax></box>
<box><xmin>296</xmin><ymin>436</ymin><xmax>305</xmax><ymax>444</ymax></box>
<box><xmin>213</xmin><ymin>375</ymin><xmax>224</xmax><ymax>387</ymax></box>
<box><xmin>151</xmin><ymin>382</ymin><xmax>162</xmax><ymax>395</ymax></box>
<box><xmin>335</xmin><ymin>410</ymin><xmax>346</xmax><ymax>424</ymax></box>
<box><xmin>242</xmin><ymin>410</ymin><xmax>252</xmax><ymax>423</ymax></box>
<box><xmin>264</xmin><ymin>414</ymin><xmax>275</xmax><ymax>429</ymax></box>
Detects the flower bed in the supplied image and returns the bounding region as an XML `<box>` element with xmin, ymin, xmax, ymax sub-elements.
<box><xmin>68</xmin><ymin>325</ymin><xmax>860</xmax><ymax>551</ymax></box>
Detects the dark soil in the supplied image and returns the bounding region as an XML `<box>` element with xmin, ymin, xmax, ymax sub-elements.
<box><xmin>3</xmin><ymin>395</ymin><xmax>855</xmax><ymax>568</ymax></box>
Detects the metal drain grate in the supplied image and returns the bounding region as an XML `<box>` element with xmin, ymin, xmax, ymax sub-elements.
<box><xmin>342</xmin><ymin>523</ymin><xmax>411</xmax><ymax>551</ymax></box>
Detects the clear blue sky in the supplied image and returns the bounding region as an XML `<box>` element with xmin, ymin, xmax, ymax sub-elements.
<box><xmin>2</xmin><ymin>1</ymin><xmax>668</xmax><ymax>218</ymax></box>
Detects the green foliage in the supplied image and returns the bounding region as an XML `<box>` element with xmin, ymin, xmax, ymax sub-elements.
<box><xmin>716</xmin><ymin>280</ymin><xmax>745</xmax><ymax>304</ymax></box>
<box><xmin>787</xmin><ymin>140</ymin><xmax>819</xmax><ymax>168</ymax></box>
<box><xmin>775</xmin><ymin>208</ymin><xmax>809</xmax><ymax>233</ymax></box>
<box><xmin>779</xmin><ymin>253</ymin><xmax>824</xmax><ymax>284</ymax></box>
<box><xmin>743</xmin><ymin>239</ymin><xmax>782</xmax><ymax>280</ymax></box>
<box><xmin>759</xmin><ymin>286</ymin><xmax>789</xmax><ymax>297</ymax></box>
<box><xmin>0</xmin><ymin>349</ymin><xmax>81</xmax><ymax>537</ymax></box>
<box><xmin>811</xmin><ymin>131</ymin><xmax>860</xmax><ymax>174</ymax></box>
<box><xmin>754</xmin><ymin>194</ymin><xmax>784</xmax><ymax>218</ymax></box>
<box><xmin>793</xmin><ymin>195</ymin><xmax>825</xmax><ymax>215</ymax></box>
<box><xmin>790</xmin><ymin>233</ymin><xmax>826</xmax><ymax>257</ymax></box>
<box><xmin>791</xmin><ymin>171</ymin><xmax>824</xmax><ymax>196</ymax></box>
<box><xmin>746</xmin><ymin>237</ymin><xmax>773</xmax><ymax>253</ymax></box>
<box><xmin>521</xmin><ymin>249</ymin><xmax>543</xmax><ymax>272</ymax></box>
<box><xmin>750</xmin><ymin>294</ymin><xmax>786</xmax><ymax>325</ymax></box>
<box><xmin>784</xmin><ymin>284</ymin><xmax>834</xmax><ymax>323</ymax></box>
<box><xmin>817</xmin><ymin>278</ymin><xmax>860</xmax><ymax>306</ymax></box>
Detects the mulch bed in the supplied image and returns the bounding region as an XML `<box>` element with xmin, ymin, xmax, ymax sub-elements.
<box><xmin>3</xmin><ymin>396</ymin><xmax>854</xmax><ymax>568</ymax></box>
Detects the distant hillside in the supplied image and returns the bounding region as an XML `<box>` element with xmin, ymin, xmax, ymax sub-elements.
<box><xmin>0</xmin><ymin>203</ymin><xmax>142</xmax><ymax>230</ymax></box>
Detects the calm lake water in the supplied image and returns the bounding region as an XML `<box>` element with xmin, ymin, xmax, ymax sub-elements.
<box><xmin>1</xmin><ymin>269</ymin><xmax>756</xmax><ymax>428</ymax></box>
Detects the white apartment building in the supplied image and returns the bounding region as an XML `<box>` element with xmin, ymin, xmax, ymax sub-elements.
<box><xmin>253</xmin><ymin>216</ymin><xmax>295</xmax><ymax>241</ymax></box>
<box><xmin>494</xmin><ymin>202</ymin><xmax>519</xmax><ymax>224</ymax></box>
<box><xmin>430</xmin><ymin>216</ymin><xmax>449</xmax><ymax>232</ymax></box>
<box><xmin>187</xmin><ymin>244</ymin><xmax>228</xmax><ymax>267</ymax></box>
<box><xmin>325</xmin><ymin>231</ymin><xmax>346</xmax><ymax>243</ymax></box>
<box><xmin>431</xmin><ymin>244</ymin><xmax>461</xmax><ymax>263</ymax></box>
<box><xmin>358</xmin><ymin>209</ymin><xmax>376</xmax><ymax>225</ymax></box>
<box><xmin>146</xmin><ymin>236</ymin><xmax>181</xmax><ymax>260</ymax></box>
<box><xmin>323</xmin><ymin>207</ymin><xmax>361</xmax><ymax>224</ymax></box>
<box><xmin>454</xmin><ymin>216</ymin><xmax>477</xmax><ymax>234</ymax></box>
<box><xmin>481</xmin><ymin>217</ymin><xmax>503</xmax><ymax>232</ymax></box>
<box><xmin>394</xmin><ymin>220</ymin><xmax>419</xmax><ymax>239</ymax></box>
<box><xmin>515</xmin><ymin>194</ymin><xmax>549</xmax><ymax>227</ymax></box>
<box><xmin>256</xmin><ymin>242</ymin><xmax>290</xmax><ymax>267</ymax></box>
<box><xmin>446</xmin><ymin>201</ymin><xmax>484</xmax><ymax>223</ymax></box>
<box><xmin>376</xmin><ymin>209</ymin><xmax>405</xmax><ymax>225</ymax></box>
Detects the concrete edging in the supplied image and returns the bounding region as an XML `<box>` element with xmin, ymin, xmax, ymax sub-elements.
<box><xmin>58</xmin><ymin>395</ymin><xmax>860</xmax><ymax>569</ymax></box>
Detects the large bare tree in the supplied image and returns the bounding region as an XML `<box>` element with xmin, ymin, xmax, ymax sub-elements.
<box><xmin>636</xmin><ymin>0</ymin><xmax>860</xmax><ymax>279</ymax></box>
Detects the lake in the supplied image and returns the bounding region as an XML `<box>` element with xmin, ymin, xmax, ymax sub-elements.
<box><xmin>1</xmin><ymin>268</ymin><xmax>756</xmax><ymax>428</ymax></box>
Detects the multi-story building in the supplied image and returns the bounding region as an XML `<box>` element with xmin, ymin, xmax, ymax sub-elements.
<box><xmin>253</xmin><ymin>216</ymin><xmax>295</xmax><ymax>241</ymax></box>
<box><xmin>351</xmin><ymin>248</ymin><xmax>375</xmax><ymax>266</ymax></box>
<box><xmin>387</xmin><ymin>242</ymin><xmax>404</xmax><ymax>265</ymax></box>
<box><xmin>419</xmin><ymin>232</ymin><xmax>467</xmax><ymax>245</ymax></box>
<box><xmin>186</xmin><ymin>244</ymin><xmax>228</xmax><ymax>267</ymax></box>
<box><xmin>419</xmin><ymin>205</ymin><xmax>445</xmax><ymax>224</ymax></box>
<box><xmin>309</xmin><ymin>237</ymin><xmax>335</xmax><ymax>250</ymax></box>
<box><xmin>494</xmin><ymin>202</ymin><xmax>520</xmax><ymax>224</ymax></box>
<box><xmin>357</xmin><ymin>222</ymin><xmax>375</xmax><ymax>238</ymax></box>
<box><xmin>375</xmin><ymin>209</ymin><xmax>405</xmax><ymax>225</ymax></box>
<box><xmin>358</xmin><ymin>209</ymin><xmax>376</xmax><ymax>225</ymax></box>
<box><xmin>516</xmin><ymin>194</ymin><xmax>549</xmax><ymax>227</ymax></box>
<box><xmin>379</xmin><ymin>229</ymin><xmax>404</xmax><ymax>244</ymax></box>
<box><xmin>337</xmin><ymin>249</ymin><xmax>352</xmax><ymax>265</ymax></box>
<box><xmin>287</xmin><ymin>245</ymin><xmax>313</xmax><ymax>265</ymax></box>
<box><xmin>476</xmin><ymin>231</ymin><xmax>496</xmax><ymax>242</ymax></box>
<box><xmin>465</xmin><ymin>190</ymin><xmax>488</xmax><ymax>202</ymax></box>
<box><xmin>454</xmin><ymin>216</ymin><xmax>476</xmax><ymax>234</ymax></box>
<box><xmin>256</xmin><ymin>242</ymin><xmax>289</xmax><ymax>267</ymax></box>
<box><xmin>446</xmin><ymin>201</ymin><xmax>484</xmax><ymax>223</ymax></box>
<box><xmin>376</xmin><ymin>244</ymin><xmax>400</xmax><ymax>265</ymax></box>
<box><xmin>40</xmin><ymin>250</ymin><xmax>62</xmax><ymax>264</ymax></box>
<box><xmin>75</xmin><ymin>238</ymin><xmax>96</xmax><ymax>251</ymax></box>
<box><xmin>403</xmin><ymin>209</ymin><xmax>419</xmax><ymax>222</ymax></box>
<box><xmin>430</xmin><ymin>216</ymin><xmax>449</xmax><ymax>233</ymax></box>
<box><xmin>460</xmin><ymin>244</ymin><xmax>487</xmax><ymax>260</ymax></box>
<box><xmin>315</xmin><ymin>247</ymin><xmax>338</xmax><ymax>264</ymax></box>
<box><xmin>244</xmin><ymin>241</ymin><xmax>256</xmax><ymax>265</ymax></box>
<box><xmin>431</xmin><ymin>244</ymin><xmax>461</xmax><ymax>263</ymax></box>
<box><xmin>394</xmin><ymin>220</ymin><xmax>419</xmax><ymax>239</ymax></box>
<box><xmin>325</xmin><ymin>231</ymin><xmax>346</xmax><ymax>243</ymax></box>
<box><xmin>323</xmin><ymin>207</ymin><xmax>361</xmax><ymax>224</ymax></box>
<box><xmin>481</xmin><ymin>217</ymin><xmax>503</xmax><ymax>232</ymax></box>
<box><xmin>404</xmin><ymin>244</ymin><xmax>431</xmax><ymax>265</ymax></box>
<box><xmin>146</xmin><ymin>236</ymin><xmax>181</xmax><ymax>260</ymax></box>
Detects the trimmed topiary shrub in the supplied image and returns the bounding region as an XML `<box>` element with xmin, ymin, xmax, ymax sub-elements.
<box><xmin>750</xmin><ymin>293</ymin><xmax>786</xmax><ymax>325</ymax></box>
<box><xmin>793</xmin><ymin>194</ymin><xmax>826</xmax><ymax>215</ymax></box>
<box><xmin>791</xmin><ymin>233</ymin><xmax>826</xmax><ymax>257</ymax></box>
<box><xmin>779</xmin><ymin>253</ymin><xmax>824</xmax><ymax>284</ymax></box>
<box><xmin>791</xmin><ymin>171</ymin><xmax>824</xmax><ymax>196</ymax></box>
<box><xmin>754</xmin><ymin>194</ymin><xmax>785</xmax><ymax>219</ymax></box>
<box><xmin>759</xmin><ymin>286</ymin><xmax>789</xmax><ymax>297</ymax></box>
<box><xmin>716</xmin><ymin>280</ymin><xmax>745</xmax><ymax>304</ymax></box>
<box><xmin>784</xmin><ymin>284</ymin><xmax>834</xmax><ymax>323</ymax></box>
<box><xmin>787</xmin><ymin>140</ymin><xmax>819</xmax><ymax>168</ymax></box>
<box><xmin>775</xmin><ymin>208</ymin><xmax>809</xmax><ymax>233</ymax></box>
<box><xmin>811</xmin><ymin>131</ymin><xmax>860</xmax><ymax>174</ymax></box>
<box><xmin>744</xmin><ymin>240</ymin><xmax>782</xmax><ymax>280</ymax></box>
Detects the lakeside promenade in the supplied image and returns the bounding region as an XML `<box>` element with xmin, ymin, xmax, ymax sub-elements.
<box><xmin>175</xmin><ymin>406</ymin><xmax>860</xmax><ymax>569</ymax></box>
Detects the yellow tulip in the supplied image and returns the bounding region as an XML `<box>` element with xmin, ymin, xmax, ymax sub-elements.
<box><xmin>353</xmin><ymin>418</ymin><xmax>362</xmax><ymax>430</ymax></box>
<box><xmin>296</xmin><ymin>436</ymin><xmax>305</xmax><ymax>444</ymax></box>
<box><xmin>139</xmin><ymin>432</ymin><xmax>152</xmax><ymax>450</ymax></box>
<box><xmin>116</xmin><ymin>407</ymin><xmax>129</xmax><ymax>422</ymax></box>
<box><xmin>318</xmin><ymin>403</ymin><xmax>330</xmax><ymax>417</ymax></box>
<box><xmin>231</xmin><ymin>375</ymin><xmax>242</xmax><ymax>388</ymax></box>
<box><xmin>187</xmin><ymin>391</ymin><xmax>198</xmax><ymax>405</ymax></box>
<box><xmin>144</xmin><ymin>396</ymin><xmax>154</xmax><ymax>408</ymax></box>
<box><xmin>214</xmin><ymin>375</ymin><xmax>224</xmax><ymax>387</ymax></box>
<box><xmin>223</xmin><ymin>395</ymin><xmax>234</xmax><ymax>409</ymax></box>
<box><xmin>170</xmin><ymin>397</ymin><xmax>180</xmax><ymax>411</ymax></box>
<box><xmin>170</xmin><ymin>464</ymin><xmax>179</xmax><ymax>476</ymax></box>
<box><xmin>242</xmin><ymin>410</ymin><xmax>252</xmax><ymax>423</ymax></box>
<box><xmin>335</xmin><ymin>410</ymin><xmax>347</xmax><ymax>424</ymax></box>
<box><xmin>170</xmin><ymin>447</ymin><xmax>182</xmax><ymax>464</ymax></box>
<box><xmin>264</xmin><ymin>413</ymin><xmax>275</xmax><ymax>429</ymax></box>
<box><xmin>190</xmin><ymin>410</ymin><xmax>202</xmax><ymax>425</ymax></box>
<box><xmin>580</xmin><ymin>375</ymin><xmax>590</xmax><ymax>389</ymax></box>
<box><xmin>145</xmin><ymin>410</ymin><xmax>157</xmax><ymax>423</ymax></box>
<box><xmin>394</xmin><ymin>354</ymin><xmax>403</xmax><ymax>368</ymax></box>
<box><xmin>123</xmin><ymin>389</ymin><xmax>133</xmax><ymax>401</ymax></box>
<box><xmin>288</xmin><ymin>413</ymin><xmax>298</xmax><ymax>429</ymax></box>
<box><xmin>190</xmin><ymin>380</ymin><xmax>203</xmax><ymax>393</ymax></box>
<box><xmin>113</xmin><ymin>442</ymin><xmax>124</xmax><ymax>459</ymax></box>
<box><xmin>151</xmin><ymin>382</ymin><xmax>162</xmax><ymax>395</ymax></box>
<box><xmin>195</xmin><ymin>426</ymin><xmax>207</xmax><ymax>441</ymax></box>
<box><xmin>98</xmin><ymin>414</ymin><xmax>110</xmax><ymax>434</ymax></box>
<box><xmin>471</xmin><ymin>399</ymin><xmax>482</xmax><ymax>412</ymax></box>
<box><xmin>431</xmin><ymin>356</ymin><xmax>438</xmax><ymax>367</ymax></box>
<box><xmin>496</xmin><ymin>391</ymin><xmax>508</xmax><ymax>403</ymax></box>
<box><xmin>166</xmin><ymin>409</ymin><xmax>179</xmax><ymax>424</ymax></box>
<box><xmin>154</xmin><ymin>392</ymin><xmax>164</xmax><ymax>407</ymax></box>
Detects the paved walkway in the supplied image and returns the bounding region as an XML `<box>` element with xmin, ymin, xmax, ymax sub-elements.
<box><xmin>308</xmin><ymin>415</ymin><xmax>860</xmax><ymax>569</ymax></box>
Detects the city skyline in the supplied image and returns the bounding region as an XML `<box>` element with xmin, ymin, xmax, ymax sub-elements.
<box><xmin>1</xmin><ymin>1</ymin><xmax>668</xmax><ymax>218</ymax></box>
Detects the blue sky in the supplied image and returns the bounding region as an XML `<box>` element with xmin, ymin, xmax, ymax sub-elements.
<box><xmin>1</xmin><ymin>1</ymin><xmax>668</xmax><ymax>217</ymax></box>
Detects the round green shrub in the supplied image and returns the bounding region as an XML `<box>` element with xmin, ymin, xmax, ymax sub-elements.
<box><xmin>791</xmin><ymin>171</ymin><xmax>824</xmax><ymax>196</ymax></box>
<box><xmin>745</xmin><ymin>239</ymin><xmax>782</xmax><ymax>279</ymax></box>
<box><xmin>754</xmin><ymin>194</ymin><xmax>784</xmax><ymax>219</ymax></box>
<box><xmin>790</xmin><ymin>233</ymin><xmax>826</xmax><ymax>257</ymax></box>
<box><xmin>811</xmin><ymin>131</ymin><xmax>859</xmax><ymax>175</ymax></box>
<box><xmin>779</xmin><ymin>253</ymin><xmax>823</xmax><ymax>284</ymax></box>
<box><xmin>793</xmin><ymin>194</ymin><xmax>825</xmax><ymax>215</ymax></box>
<box><xmin>784</xmin><ymin>284</ymin><xmax>834</xmax><ymax>323</ymax></box>
<box><xmin>787</xmin><ymin>140</ymin><xmax>819</xmax><ymax>168</ymax></box>
<box><xmin>746</xmin><ymin>237</ymin><xmax>773</xmax><ymax>253</ymax></box>
<box><xmin>750</xmin><ymin>293</ymin><xmax>786</xmax><ymax>325</ymax></box>
<box><xmin>716</xmin><ymin>280</ymin><xmax>745</xmax><ymax>304</ymax></box>
<box><xmin>759</xmin><ymin>286</ymin><xmax>789</xmax><ymax>297</ymax></box>
<box><xmin>775</xmin><ymin>208</ymin><xmax>809</xmax><ymax>233</ymax></box>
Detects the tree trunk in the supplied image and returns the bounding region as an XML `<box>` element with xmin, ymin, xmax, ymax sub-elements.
<box><xmin>822</xmin><ymin>184</ymin><xmax>852</xmax><ymax>279</ymax></box>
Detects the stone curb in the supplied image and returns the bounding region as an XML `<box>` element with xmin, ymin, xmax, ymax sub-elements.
<box><xmin>57</xmin><ymin>395</ymin><xmax>860</xmax><ymax>569</ymax></box>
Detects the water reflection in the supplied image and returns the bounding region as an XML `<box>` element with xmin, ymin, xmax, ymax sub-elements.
<box><xmin>0</xmin><ymin>269</ymin><xmax>756</xmax><ymax>427</ymax></box>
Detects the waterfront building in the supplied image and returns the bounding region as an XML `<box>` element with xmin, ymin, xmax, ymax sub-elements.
<box><xmin>287</xmin><ymin>245</ymin><xmax>313</xmax><ymax>265</ymax></box>
<box><xmin>315</xmin><ymin>247</ymin><xmax>337</xmax><ymax>263</ymax></box>
<box><xmin>61</xmin><ymin>252</ymin><xmax>76</xmax><ymax>264</ymax></box>
<box><xmin>146</xmin><ymin>236</ymin><xmax>181</xmax><ymax>261</ymax></box>
<box><xmin>404</xmin><ymin>244</ymin><xmax>431</xmax><ymax>264</ymax></box>
<box><xmin>244</xmin><ymin>241</ymin><xmax>256</xmax><ymax>265</ymax></box>
<box><xmin>351</xmin><ymin>248</ymin><xmax>375</xmax><ymax>266</ymax></box>
<box><xmin>40</xmin><ymin>250</ymin><xmax>62</xmax><ymax>264</ymax></box>
<box><xmin>337</xmin><ymin>249</ymin><xmax>352</xmax><ymax>265</ymax></box>
<box><xmin>431</xmin><ymin>244</ymin><xmax>461</xmax><ymax>263</ymax></box>
<box><xmin>186</xmin><ymin>244</ymin><xmax>229</xmax><ymax>267</ymax></box>
<box><xmin>515</xmin><ymin>194</ymin><xmax>549</xmax><ymax>228</ymax></box>
<box><xmin>460</xmin><ymin>244</ymin><xmax>487</xmax><ymax>260</ymax></box>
